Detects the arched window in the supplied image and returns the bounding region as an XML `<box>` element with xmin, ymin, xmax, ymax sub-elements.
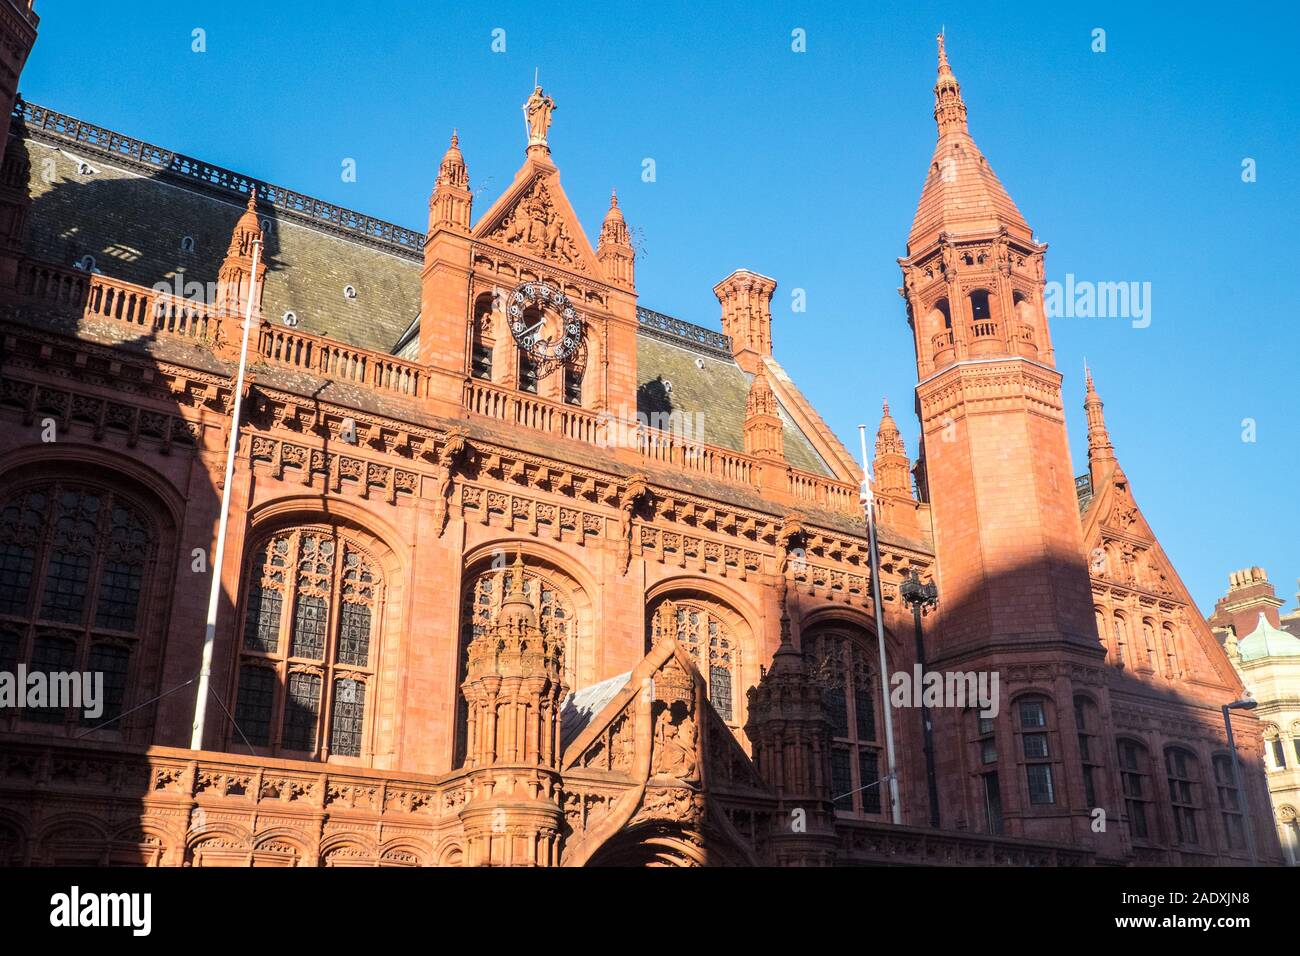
<box><xmin>1074</xmin><ymin>696</ymin><xmax>1103</xmax><ymax>808</ymax></box>
<box><xmin>1112</xmin><ymin>613</ymin><xmax>1130</xmax><ymax>668</ymax></box>
<box><xmin>1165</xmin><ymin>746</ymin><xmax>1202</xmax><ymax>846</ymax></box>
<box><xmin>0</xmin><ymin>483</ymin><xmax>153</xmax><ymax>731</ymax></box>
<box><xmin>1292</xmin><ymin>721</ymin><xmax>1300</xmax><ymax>766</ymax></box>
<box><xmin>968</xmin><ymin>289</ymin><xmax>992</xmax><ymax>321</ymax></box>
<box><xmin>459</xmin><ymin>560</ymin><xmax>577</xmax><ymax>765</ymax></box>
<box><xmin>1212</xmin><ymin>754</ymin><xmax>1246</xmax><ymax>851</ymax></box>
<box><xmin>231</xmin><ymin>527</ymin><xmax>381</xmax><ymax>759</ymax></box>
<box><xmin>803</xmin><ymin>627</ymin><xmax>883</xmax><ymax>817</ymax></box>
<box><xmin>471</xmin><ymin>291</ymin><xmax>494</xmax><ymax>381</ymax></box>
<box><xmin>648</xmin><ymin>598</ymin><xmax>740</xmax><ymax>726</ymax></box>
<box><xmin>1118</xmin><ymin>739</ymin><xmax>1154</xmax><ymax>842</ymax></box>
<box><xmin>1017</xmin><ymin>695</ymin><xmax>1055</xmax><ymax>805</ymax></box>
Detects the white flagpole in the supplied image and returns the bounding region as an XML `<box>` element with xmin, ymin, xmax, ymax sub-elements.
<box><xmin>859</xmin><ymin>424</ymin><xmax>902</xmax><ymax>824</ymax></box>
<box><xmin>191</xmin><ymin>238</ymin><xmax>262</xmax><ymax>750</ymax></box>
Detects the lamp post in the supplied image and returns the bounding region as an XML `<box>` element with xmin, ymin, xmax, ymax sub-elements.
<box><xmin>900</xmin><ymin>569</ymin><xmax>940</xmax><ymax>829</ymax></box>
<box><xmin>1222</xmin><ymin>698</ymin><xmax>1259</xmax><ymax>867</ymax></box>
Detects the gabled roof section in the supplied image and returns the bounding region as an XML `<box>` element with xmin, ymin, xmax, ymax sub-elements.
<box><xmin>15</xmin><ymin>100</ymin><xmax>422</xmax><ymax>353</ymax></box>
<box><xmin>471</xmin><ymin>152</ymin><xmax>603</xmax><ymax>279</ymax></box>
<box><xmin>1081</xmin><ymin>463</ymin><xmax>1245</xmax><ymax>693</ymax></box>
<box><xmin>908</xmin><ymin>37</ymin><xmax>1032</xmax><ymax>254</ymax></box>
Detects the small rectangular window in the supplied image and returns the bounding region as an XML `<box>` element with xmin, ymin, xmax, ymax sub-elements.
<box><xmin>1022</xmin><ymin>732</ymin><xmax>1049</xmax><ymax>759</ymax></box>
<box><xmin>831</xmin><ymin>746</ymin><xmax>852</xmax><ymax>811</ymax></box>
<box><xmin>983</xmin><ymin>772</ymin><xmax>1004</xmax><ymax>835</ymax></box>
<box><xmin>980</xmin><ymin>738</ymin><xmax>997</xmax><ymax>764</ymax></box>
<box><xmin>977</xmin><ymin>715</ymin><xmax>996</xmax><ymax>736</ymax></box>
<box><xmin>1018</xmin><ymin>699</ymin><xmax>1046</xmax><ymax>728</ymax></box>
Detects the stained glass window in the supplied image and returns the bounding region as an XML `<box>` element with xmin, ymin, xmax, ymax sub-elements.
<box><xmin>804</xmin><ymin>627</ymin><xmax>884</xmax><ymax>817</ymax></box>
<box><xmin>331</xmin><ymin>677</ymin><xmax>365</xmax><ymax>757</ymax></box>
<box><xmin>233</xmin><ymin>528</ymin><xmax>380</xmax><ymax>759</ymax></box>
<box><xmin>645</xmin><ymin>598</ymin><xmax>739</xmax><ymax>726</ymax></box>
<box><xmin>234</xmin><ymin>666</ymin><xmax>275</xmax><ymax>747</ymax></box>
<box><xmin>709</xmin><ymin>665</ymin><xmax>733</xmax><ymax>722</ymax></box>
<box><xmin>85</xmin><ymin>643</ymin><xmax>130</xmax><ymax>725</ymax></box>
<box><xmin>0</xmin><ymin>483</ymin><xmax>155</xmax><ymax>734</ymax></box>
<box><xmin>281</xmin><ymin>671</ymin><xmax>322</xmax><ymax>751</ymax></box>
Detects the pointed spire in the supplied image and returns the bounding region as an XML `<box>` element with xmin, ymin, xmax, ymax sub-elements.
<box><xmin>908</xmin><ymin>36</ymin><xmax>1032</xmax><ymax>253</ymax></box>
<box><xmin>1084</xmin><ymin>365</ymin><xmax>1117</xmax><ymax>487</ymax></box>
<box><xmin>597</xmin><ymin>188</ymin><xmax>635</xmax><ymax>289</ymax></box>
<box><xmin>430</xmin><ymin>129</ymin><xmax>472</xmax><ymax>233</ymax></box>
<box><xmin>216</xmin><ymin>185</ymin><xmax>266</xmax><ymax>323</ymax></box>
<box><xmin>933</xmin><ymin>31</ymin><xmax>967</xmax><ymax>135</ymax></box>
<box><xmin>873</xmin><ymin>398</ymin><xmax>913</xmax><ymax>498</ymax></box>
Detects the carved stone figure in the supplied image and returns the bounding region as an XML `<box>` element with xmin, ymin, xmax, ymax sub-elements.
<box><xmin>523</xmin><ymin>86</ymin><xmax>556</xmax><ymax>145</ymax></box>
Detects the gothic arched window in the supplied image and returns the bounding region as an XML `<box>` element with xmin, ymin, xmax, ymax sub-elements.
<box><xmin>1074</xmin><ymin>695</ymin><xmax>1103</xmax><ymax>808</ymax></box>
<box><xmin>803</xmin><ymin>626</ymin><xmax>883</xmax><ymax>818</ymax></box>
<box><xmin>1017</xmin><ymin>695</ymin><xmax>1056</xmax><ymax>805</ymax></box>
<box><xmin>471</xmin><ymin>291</ymin><xmax>494</xmax><ymax>381</ymax></box>
<box><xmin>647</xmin><ymin>598</ymin><xmax>740</xmax><ymax>727</ymax></box>
<box><xmin>0</xmin><ymin>483</ymin><xmax>153</xmax><ymax>731</ymax></box>
<box><xmin>231</xmin><ymin>527</ymin><xmax>381</xmax><ymax>760</ymax></box>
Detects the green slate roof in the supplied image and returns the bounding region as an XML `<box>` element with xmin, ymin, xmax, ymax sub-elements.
<box><xmin>1236</xmin><ymin>613</ymin><xmax>1300</xmax><ymax>662</ymax></box>
<box><xmin>15</xmin><ymin>101</ymin><xmax>833</xmax><ymax>478</ymax></box>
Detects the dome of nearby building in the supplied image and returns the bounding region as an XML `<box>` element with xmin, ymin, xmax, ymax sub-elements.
<box><xmin>1237</xmin><ymin>612</ymin><xmax>1300</xmax><ymax>662</ymax></box>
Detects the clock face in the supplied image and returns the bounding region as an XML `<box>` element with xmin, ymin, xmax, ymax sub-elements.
<box><xmin>507</xmin><ymin>282</ymin><xmax>583</xmax><ymax>364</ymax></box>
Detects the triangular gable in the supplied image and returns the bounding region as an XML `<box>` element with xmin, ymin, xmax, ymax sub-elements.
<box><xmin>472</xmin><ymin>157</ymin><xmax>601</xmax><ymax>277</ymax></box>
<box><xmin>1082</xmin><ymin>465</ymin><xmax>1244</xmax><ymax>693</ymax></box>
<box><xmin>561</xmin><ymin>635</ymin><xmax>768</xmax><ymax>795</ymax></box>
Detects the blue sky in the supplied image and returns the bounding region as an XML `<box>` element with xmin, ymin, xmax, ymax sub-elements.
<box><xmin>22</xmin><ymin>1</ymin><xmax>1298</xmax><ymax>617</ymax></box>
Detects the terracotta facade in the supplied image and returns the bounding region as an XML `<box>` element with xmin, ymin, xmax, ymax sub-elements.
<box><xmin>0</xmin><ymin>17</ymin><xmax>1282</xmax><ymax>866</ymax></box>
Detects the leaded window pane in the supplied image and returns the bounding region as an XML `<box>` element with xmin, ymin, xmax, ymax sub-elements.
<box><xmin>94</xmin><ymin>559</ymin><xmax>143</xmax><ymax>631</ymax></box>
<box><xmin>0</xmin><ymin>542</ymin><xmax>36</xmax><ymax>615</ymax></box>
<box><xmin>291</xmin><ymin>594</ymin><xmax>327</xmax><ymax>660</ymax></box>
<box><xmin>854</xmin><ymin>686</ymin><xmax>875</xmax><ymax>741</ymax></box>
<box><xmin>825</xmin><ymin>685</ymin><xmax>849</xmax><ymax>738</ymax></box>
<box><xmin>28</xmin><ymin>634</ymin><xmax>77</xmax><ymax>723</ymax></box>
<box><xmin>281</xmin><ymin>672</ymin><xmax>322</xmax><ymax>751</ymax></box>
<box><xmin>1018</xmin><ymin>699</ymin><xmax>1046</xmax><ymax>728</ymax></box>
<box><xmin>0</xmin><ymin>629</ymin><xmax>17</xmax><ymax>673</ymax></box>
<box><xmin>234</xmin><ymin>666</ymin><xmax>275</xmax><ymax>746</ymax></box>
<box><xmin>84</xmin><ymin>643</ymin><xmax>130</xmax><ymax>725</ymax></box>
<box><xmin>330</xmin><ymin>678</ymin><xmax>365</xmax><ymax>757</ymax></box>
<box><xmin>243</xmin><ymin>585</ymin><xmax>282</xmax><ymax>653</ymax></box>
<box><xmin>831</xmin><ymin>746</ymin><xmax>852</xmax><ymax>810</ymax></box>
<box><xmin>858</xmin><ymin>749</ymin><xmax>881</xmax><ymax>814</ymax></box>
<box><xmin>337</xmin><ymin>602</ymin><xmax>370</xmax><ymax>666</ymax></box>
<box><xmin>1023</xmin><ymin>732</ymin><xmax>1049</xmax><ymax>759</ymax></box>
<box><xmin>39</xmin><ymin>549</ymin><xmax>91</xmax><ymax>623</ymax></box>
<box><xmin>709</xmin><ymin>665</ymin><xmax>732</xmax><ymax>722</ymax></box>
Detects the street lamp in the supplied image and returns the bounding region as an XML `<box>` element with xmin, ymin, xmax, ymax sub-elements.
<box><xmin>900</xmin><ymin>569</ymin><xmax>941</xmax><ymax>829</ymax></box>
<box><xmin>1222</xmin><ymin>698</ymin><xmax>1259</xmax><ymax>867</ymax></box>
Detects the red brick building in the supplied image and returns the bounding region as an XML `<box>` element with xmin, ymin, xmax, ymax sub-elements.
<box><xmin>0</xmin><ymin>14</ymin><xmax>1281</xmax><ymax>866</ymax></box>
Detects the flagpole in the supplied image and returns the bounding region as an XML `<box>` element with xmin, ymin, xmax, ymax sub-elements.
<box><xmin>191</xmin><ymin>237</ymin><xmax>262</xmax><ymax>750</ymax></box>
<box><xmin>859</xmin><ymin>424</ymin><xmax>902</xmax><ymax>824</ymax></box>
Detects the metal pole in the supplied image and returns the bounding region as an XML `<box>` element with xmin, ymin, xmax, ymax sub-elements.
<box><xmin>1222</xmin><ymin>704</ymin><xmax>1259</xmax><ymax>866</ymax></box>
<box><xmin>191</xmin><ymin>238</ymin><xmax>261</xmax><ymax>750</ymax></box>
<box><xmin>859</xmin><ymin>425</ymin><xmax>902</xmax><ymax>825</ymax></box>
<box><xmin>909</xmin><ymin>589</ymin><xmax>941</xmax><ymax>828</ymax></box>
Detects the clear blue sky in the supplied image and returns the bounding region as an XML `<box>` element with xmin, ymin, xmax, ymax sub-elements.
<box><xmin>22</xmin><ymin>1</ymin><xmax>1298</xmax><ymax>617</ymax></box>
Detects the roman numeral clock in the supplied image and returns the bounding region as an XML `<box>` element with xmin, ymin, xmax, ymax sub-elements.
<box><xmin>506</xmin><ymin>280</ymin><xmax>585</xmax><ymax>379</ymax></box>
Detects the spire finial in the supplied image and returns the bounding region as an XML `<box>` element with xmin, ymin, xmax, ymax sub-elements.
<box><xmin>610</xmin><ymin>188</ymin><xmax>618</xmax><ymax>207</ymax></box>
<box><xmin>932</xmin><ymin>32</ymin><xmax>967</xmax><ymax>135</ymax></box>
<box><xmin>245</xmin><ymin>184</ymin><xmax>258</xmax><ymax>213</ymax></box>
<box><xmin>1084</xmin><ymin>366</ymin><xmax>1116</xmax><ymax>482</ymax></box>
<box><xmin>451</xmin><ymin>128</ymin><xmax>458</xmax><ymax>148</ymax></box>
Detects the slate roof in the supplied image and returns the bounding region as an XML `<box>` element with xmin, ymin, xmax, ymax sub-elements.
<box><xmin>559</xmin><ymin>671</ymin><xmax>631</xmax><ymax>753</ymax></box>
<box><xmin>15</xmin><ymin>100</ymin><xmax>836</xmax><ymax>478</ymax></box>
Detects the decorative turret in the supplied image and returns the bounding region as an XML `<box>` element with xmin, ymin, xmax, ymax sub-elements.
<box><xmin>457</xmin><ymin>551</ymin><xmax>567</xmax><ymax>866</ymax></box>
<box><xmin>1084</xmin><ymin>365</ymin><xmax>1117</xmax><ymax>489</ymax></box>
<box><xmin>596</xmin><ymin>189</ymin><xmax>635</xmax><ymax>289</ymax></box>
<box><xmin>901</xmin><ymin>35</ymin><xmax>1049</xmax><ymax>377</ymax></box>
<box><xmin>872</xmin><ymin>399</ymin><xmax>912</xmax><ymax>498</ymax></box>
<box><xmin>743</xmin><ymin>365</ymin><xmax>784</xmax><ymax>461</ymax></box>
<box><xmin>429</xmin><ymin>131</ymin><xmax>472</xmax><ymax>233</ymax></box>
<box><xmin>216</xmin><ymin>188</ymin><xmax>265</xmax><ymax>319</ymax></box>
<box><xmin>713</xmin><ymin>268</ymin><xmax>777</xmax><ymax>373</ymax></box>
